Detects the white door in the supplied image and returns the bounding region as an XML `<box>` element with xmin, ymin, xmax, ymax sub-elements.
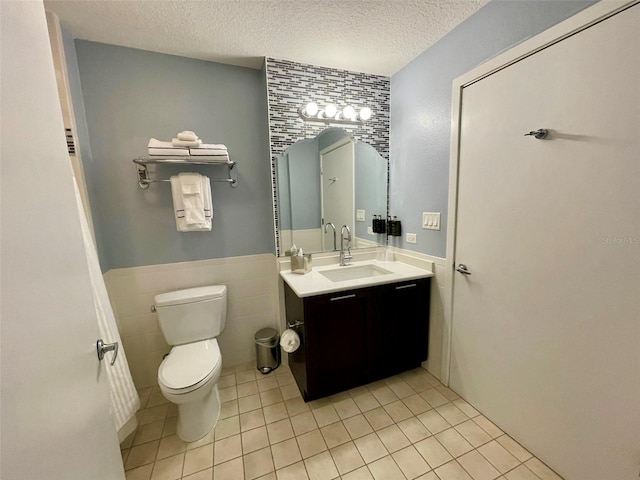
<box><xmin>450</xmin><ymin>4</ymin><xmax>640</xmax><ymax>480</ymax></box>
<box><xmin>1</xmin><ymin>2</ymin><xmax>125</xmax><ymax>479</ymax></box>
<box><xmin>321</xmin><ymin>139</ymin><xmax>355</xmax><ymax>251</ymax></box>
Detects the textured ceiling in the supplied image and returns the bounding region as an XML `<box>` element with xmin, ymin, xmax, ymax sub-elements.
<box><xmin>44</xmin><ymin>0</ymin><xmax>490</xmax><ymax>76</ymax></box>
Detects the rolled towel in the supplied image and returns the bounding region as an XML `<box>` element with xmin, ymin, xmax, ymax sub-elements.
<box><xmin>279</xmin><ymin>329</ymin><xmax>300</xmax><ymax>353</ymax></box>
<box><xmin>177</xmin><ymin>130</ymin><xmax>198</xmax><ymax>142</ymax></box>
<box><xmin>172</xmin><ymin>138</ymin><xmax>202</xmax><ymax>147</ymax></box>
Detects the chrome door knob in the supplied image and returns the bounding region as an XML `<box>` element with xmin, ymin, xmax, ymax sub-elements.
<box><xmin>456</xmin><ymin>264</ymin><xmax>472</xmax><ymax>275</ymax></box>
<box><xmin>96</xmin><ymin>339</ymin><xmax>119</xmax><ymax>366</ymax></box>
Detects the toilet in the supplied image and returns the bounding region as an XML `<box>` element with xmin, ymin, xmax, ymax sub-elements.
<box><xmin>154</xmin><ymin>285</ymin><xmax>227</xmax><ymax>442</ymax></box>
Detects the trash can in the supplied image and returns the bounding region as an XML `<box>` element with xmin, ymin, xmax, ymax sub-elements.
<box><xmin>255</xmin><ymin>327</ymin><xmax>280</xmax><ymax>374</ymax></box>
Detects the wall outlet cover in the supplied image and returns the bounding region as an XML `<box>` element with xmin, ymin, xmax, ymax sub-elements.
<box><xmin>367</xmin><ymin>226</ymin><xmax>374</xmax><ymax>235</ymax></box>
<box><xmin>406</xmin><ymin>233</ymin><xmax>417</xmax><ymax>244</ymax></box>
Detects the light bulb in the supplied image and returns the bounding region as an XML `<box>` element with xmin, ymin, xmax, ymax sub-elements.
<box><xmin>343</xmin><ymin>105</ymin><xmax>356</xmax><ymax>120</ymax></box>
<box><xmin>359</xmin><ymin>107</ymin><xmax>372</xmax><ymax>121</ymax></box>
<box><xmin>305</xmin><ymin>102</ymin><xmax>319</xmax><ymax>117</ymax></box>
<box><xmin>324</xmin><ymin>104</ymin><xmax>337</xmax><ymax>119</ymax></box>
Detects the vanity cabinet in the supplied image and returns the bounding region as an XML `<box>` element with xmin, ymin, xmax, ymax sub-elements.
<box><xmin>284</xmin><ymin>278</ymin><xmax>430</xmax><ymax>401</ymax></box>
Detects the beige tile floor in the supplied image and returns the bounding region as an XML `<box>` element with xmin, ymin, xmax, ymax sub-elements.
<box><xmin>121</xmin><ymin>363</ymin><xmax>563</xmax><ymax>480</ymax></box>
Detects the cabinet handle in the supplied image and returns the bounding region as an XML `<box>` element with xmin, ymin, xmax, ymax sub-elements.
<box><xmin>330</xmin><ymin>294</ymin><xmax>356</xmax><ymax>301</ymax></box>
<box><xmin>395</xmin><ymin>283</ymin><xmax>417</xmax><ymax>290</ymax></box>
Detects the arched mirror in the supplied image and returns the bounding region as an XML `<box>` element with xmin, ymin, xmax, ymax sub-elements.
<box><xmin>276</xmin><ymin>128</ymin><xmax>388</xmax><ymax>256</ymax></box>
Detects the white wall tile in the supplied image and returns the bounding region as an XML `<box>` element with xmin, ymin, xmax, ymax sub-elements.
<box><xmin>105</xmin><ymin>254</ymin><xmax>279</xmax><ymax>388</ymax></box>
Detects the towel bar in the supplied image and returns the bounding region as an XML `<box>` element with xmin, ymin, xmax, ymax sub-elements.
<box><xmin>133</xmin><ymin>157</ymin><xmax>238</xmax><ymax>189</ymax></box>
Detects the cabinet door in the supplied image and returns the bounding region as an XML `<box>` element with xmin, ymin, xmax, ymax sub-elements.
<box><xmin>284</xmin><ymin>284</ymin><xmax>308</xmax><ymax>398</ymax></box>
<box><xmin>372</xmin><ymin>279</ymin><xmax>431</xmax><ymax>379</ymax></box>
<box><xmin>304</xmin><ymin>289</ymin><xmax>369</xmax><ymax>400</ymax></box>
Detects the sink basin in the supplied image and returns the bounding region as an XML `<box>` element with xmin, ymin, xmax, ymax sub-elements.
<box><xmin>319</xmin><ymin>264</ymin><xmax>392</xmax><ymax>282</ymax></box>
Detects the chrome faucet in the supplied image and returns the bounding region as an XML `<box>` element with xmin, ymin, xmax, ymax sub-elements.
<box><xmin>324</xmin><ymin>222</ymin><xmax>337</xmax><ymax>251</ymax></box>
<box><xmin>339</xmin><ymin>225</ymin><xmax>353</xmax><ymax>266</ymax></box>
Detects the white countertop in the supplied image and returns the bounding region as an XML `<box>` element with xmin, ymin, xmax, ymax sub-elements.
<box><xmin>280</xmin><ymin>259</ymin><xmax>434</xmax><ymax>298</ymax></box>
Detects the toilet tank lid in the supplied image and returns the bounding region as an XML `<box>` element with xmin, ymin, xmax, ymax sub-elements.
<box><xmin>154</xmin><ymin>285</ymin><xmax>226</xmax><ymax>307</ymax></box>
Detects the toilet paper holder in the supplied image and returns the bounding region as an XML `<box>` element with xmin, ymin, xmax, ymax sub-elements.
<box><xmin>287</xmin><ymin>321</ymin><xmax>303</xmax><ymax>329</ymax></box>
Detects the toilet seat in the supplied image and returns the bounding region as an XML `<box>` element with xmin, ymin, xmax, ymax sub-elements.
<box><xmin>158</xmin><ymin>339</ymin><xmax>222</xmax><ymax>395</ymax></box>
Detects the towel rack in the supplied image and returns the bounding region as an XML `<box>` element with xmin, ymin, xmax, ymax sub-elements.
<box><xmin>133</xmin><ymin>157</ymin><xmax>238</xmax><ymax>189</ymax></box>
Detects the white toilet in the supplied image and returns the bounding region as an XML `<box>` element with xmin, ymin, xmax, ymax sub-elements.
<box><xmin>154</xmin><ymin>285</ymin><xmax>227</xmax><ymax>442</ymax></box>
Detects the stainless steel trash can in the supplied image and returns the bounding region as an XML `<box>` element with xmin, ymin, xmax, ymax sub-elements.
<box><xmin>255</xmin><ymin>327</ymin><xmax>280</xmax><ymax>374</ymax></box>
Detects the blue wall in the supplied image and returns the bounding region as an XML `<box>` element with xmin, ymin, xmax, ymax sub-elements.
<box><xmin>73</xmin><ymin>41</ymin><xmax>274</xmax><ymax>271</ymax></box>
<box><xmin>390</xmin><ymin>0</ymin><xmax>597</xmax><ymax>258</ymax></box>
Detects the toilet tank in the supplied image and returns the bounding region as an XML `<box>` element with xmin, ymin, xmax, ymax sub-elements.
<box><xmin>154</xmin><ymin>285</ymin><xmax>227</xmax><ymax>346</ymax></box>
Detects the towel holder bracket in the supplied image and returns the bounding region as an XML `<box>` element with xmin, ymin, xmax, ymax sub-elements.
<box><xmin>133</xmin><ymin>158</ymin><xmax>238</xmax><ymax>189</ymax></box>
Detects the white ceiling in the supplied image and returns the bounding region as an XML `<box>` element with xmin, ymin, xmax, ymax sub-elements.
<box><xmin>44</xmin><ymin>0</ymin><xmax>490</xmax><ymax>76</ymax></box>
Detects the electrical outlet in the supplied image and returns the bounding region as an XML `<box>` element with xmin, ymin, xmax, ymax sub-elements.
<box><xmin>367</xmin><ymin>226</ymin><xmax>374</xmax><ymax>235</ymax></box>
<box><xmin>422</xmin><ymin>212</ymin><xmax>441</xmax><ymax>230</ymax></box>
<box><xmin>406</xmin><ymin>233</ymin><xmax>417</xmax><ymax>244</ymax></box>
<box><xmin>356</xmin><ymin>209</ymin><xmax>366</xmax><ymax>221</ymax></box>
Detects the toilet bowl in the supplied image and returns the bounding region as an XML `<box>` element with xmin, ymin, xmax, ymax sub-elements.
<box><xmin>154</xmin><ymin>285</ymin><xmax>228</xmax><ymax>442</ymax></box>
<box><xmin>158</xmin><ymin>339</ymin><xmax>223</xmax><ymax>441</ymax></box>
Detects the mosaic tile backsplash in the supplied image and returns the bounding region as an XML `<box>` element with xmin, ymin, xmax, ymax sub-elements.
<box><xmin>265</xmin><ymin>58</ymin><xmax>390</xmax><ymax>255</ymax></box>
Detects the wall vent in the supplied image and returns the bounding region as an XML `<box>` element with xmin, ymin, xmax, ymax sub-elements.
<box><xmin>65</xmin><ymin>128</ymin><xmax>76</xmax><ymax>156</ymax></box>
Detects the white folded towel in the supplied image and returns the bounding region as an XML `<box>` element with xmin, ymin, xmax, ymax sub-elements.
<box><xmin>170</xmin><ymin>173</ymin><xmax>212</xmax><ymax>232</ymax></box>
<box><xmin>172</xmin><ymin>138</ymin><xmax>202</xmax><ymax>147</ymax></box>
<box><xmin>188</xmin><ymin>155</ymin><xmax>230</xmax><ymax>163</ymax></box>
<box><xmin>280</xmin><ymin>329</ymin><xmax>300</xmax><ymax>353</ymax></box>
<box><xmin>148</xmin><ymin>138</ymin><xmax>189</xmax><ymax>156</ymax></box>
<box><xmin>148</xmin><ymin>147</ymin><xmax>189</xmax><ymax>156</ymax></box>
<box><xmin>199</xmin><ymin>143</ymin><xmax>228</xmax><ymax>151</ymax></box>
<box><xmin>189</xmin><ymin>148</ymin><xmax>228</xmax><ymax>156</ymax></box>
<box><xmin>149</xmin><ymin>138</ymin><xmax>182</xmax><ymax>149</ymax></box>
<box><xmin>177</xmin><ymin>131</ymin><xmax>199</xmax><ymax>142</ymax></box>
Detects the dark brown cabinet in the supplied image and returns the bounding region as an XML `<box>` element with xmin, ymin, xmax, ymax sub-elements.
<box><xmin>284</xmin><ymin>278</ymin><xmax>431</xmax><ymax>401</ymax></box>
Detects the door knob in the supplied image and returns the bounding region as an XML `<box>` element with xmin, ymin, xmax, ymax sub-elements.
<box><xmin>96</xmin><ymin>339</ymin><xmax>119</xmax><ymax>366</ymax></box>
<box><xmin>456</xmin><ymin>264</ymin><xmax>472</xmax><ymax>275</ymax></box>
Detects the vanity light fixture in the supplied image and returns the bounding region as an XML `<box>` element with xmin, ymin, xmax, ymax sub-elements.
<box><xmin>324</xmin><ymin>104</ymin><xmax>338</xmax><ymax>119</ymax></box>
<box><xmin>298</xmin><ymin>101</ymin><xmax>373</xmax><ymax>125</ymax></box>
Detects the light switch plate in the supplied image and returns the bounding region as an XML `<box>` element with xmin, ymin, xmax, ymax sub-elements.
<box><xmin>406</xmin><ymin>233</ymin><xmax>417</xmax><ymax>244</ymax></box>
<box><xmin>356</xmin><ymin>209</ymin><xmax>366</xmax><ymax>221</ymax></box>
<box><xmin>422</xmin><ymin>212</ymin><xmax>441</xmax><ymax>230</ymax></box>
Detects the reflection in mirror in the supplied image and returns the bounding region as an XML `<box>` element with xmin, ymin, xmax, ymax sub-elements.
<box><xmin>276</xmin><ymin>128</ymin><xmax>387</xmax><ymax>256</ymax></box>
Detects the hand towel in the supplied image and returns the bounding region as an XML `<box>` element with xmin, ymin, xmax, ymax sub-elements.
<box><xmin>172</xmin><ymin>138</ymin><xmax>202</xmax><ymax>147</ymax></box>
<box><xmin>148</xmin><ymin>138</ymin><xmax>189</xmax><ymax>156</ymax></box>
<box><xmin>148</xmin><ymin>147</ymin><xmax>190</xmax><ymax>156</ymax></box>
<box><xmin>177</xmin><ymin>131</ymin><xmax>198</xmax><ymax>141</ymax></box>
<box><xmin>148</xmin><ymin>138</ymin><xmax>173</xmax><ymax>148</ymax></box>
<box><xmin>170</xmin><ymin>173</ymin><xmax>212</xmax><ymax>232</ymax></box>
<box><xmin>148</xmin><ymin>138</ymin><xmax>186</xmax><ymax>149</ymax></box>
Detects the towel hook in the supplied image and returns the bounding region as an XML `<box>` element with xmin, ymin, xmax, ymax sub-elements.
<box><xmin>524</xmin><ymin>128</ymin><xmax>549</xmax><ymax>139</ymax></box>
